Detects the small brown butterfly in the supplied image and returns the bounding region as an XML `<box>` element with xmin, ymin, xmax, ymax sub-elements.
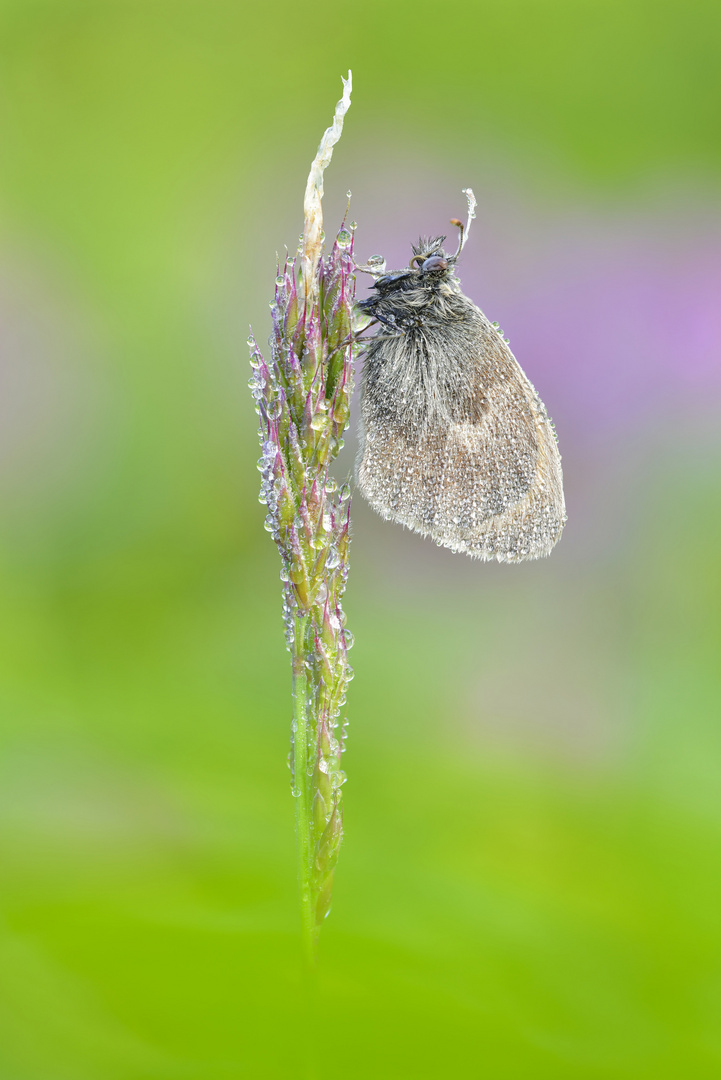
<box><xmin>355</xmin><ymin>190</ymin><xmax>565</xmax><ymax>562</ymax></box>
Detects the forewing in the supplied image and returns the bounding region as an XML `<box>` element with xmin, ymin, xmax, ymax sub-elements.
<box><xmin>357</xmin><ymin>309</ymin><xmax>565</xmax><ymax>562</ymax></box>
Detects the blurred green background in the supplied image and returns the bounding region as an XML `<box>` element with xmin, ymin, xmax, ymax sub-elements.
<box><xmin>1</xmin><ymin>1</ymin><xmax>720</xmax><ymax>1076</ymax></box>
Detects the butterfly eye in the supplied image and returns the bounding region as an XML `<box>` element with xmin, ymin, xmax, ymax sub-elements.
<box><xmin>421</xmin><ymin>255</ymin><xmax>448</xmax><ymax>273</ymax></box>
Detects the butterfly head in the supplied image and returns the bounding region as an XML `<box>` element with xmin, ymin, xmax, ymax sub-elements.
<box><xmin>368</xmin><ymin>237</ymin><xmax>454</xmax><ymax>296</ymax></box>
<box><xmin>357</xmin><ymin>196</ymin><xmax>475</xmax><ymax>313</ymax></box>
<box><xmin>408</xmin><ymin>236</ymin><xmax>453</xmax><ymax>276</ymax></box>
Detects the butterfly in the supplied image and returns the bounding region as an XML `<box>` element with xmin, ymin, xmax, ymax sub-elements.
<box><xmin>354</xmin><ymin>190</ymin><xmax>565</xmax><ymax>562</ymax></box>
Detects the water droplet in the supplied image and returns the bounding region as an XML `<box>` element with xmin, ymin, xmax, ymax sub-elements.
<box><xmin>336</xmin><ymin>229</ymin><xmax>352</xmax><ymax>248</ymax></box>
<box><xmin>326</xmin><ymin>547</ymin><xmax>340</xmax><ymax>570</ymax></box>
<box><xmin>247</xmin><ymin>335</ymin><xmax>256</xmax><ymax>347</ymax></box>
<box><xmin>326</xmin><ymin>478</ymin><xmax>337</xmax><ymax>494</ymax></box>
<box><xmin>275</xmin><ymin>275</ymin><xmax>285</xmax><ymax>286</ymax></box>
<box><xmin>343</xmin><ymin>630</ymin><xmax>355</xmax><ymax>650</ymax></box>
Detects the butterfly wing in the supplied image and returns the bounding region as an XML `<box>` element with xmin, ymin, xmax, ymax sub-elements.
<box><xmin>357</xmin><ymin>302</ymin><xmax>565</xmax><ymax>562</ymax></box>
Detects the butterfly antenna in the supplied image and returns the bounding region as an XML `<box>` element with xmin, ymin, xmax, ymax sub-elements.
<box><xmin>451</xmin><ymin>188</ymin><xmax>477</xmax><ymax>260</ymax></box>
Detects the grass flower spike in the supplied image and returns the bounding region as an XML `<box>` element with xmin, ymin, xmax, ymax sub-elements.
<box><xmin>248</xmin><ymin>72</ymin><xmax>357</xmax><ymax>964</ymax></box>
